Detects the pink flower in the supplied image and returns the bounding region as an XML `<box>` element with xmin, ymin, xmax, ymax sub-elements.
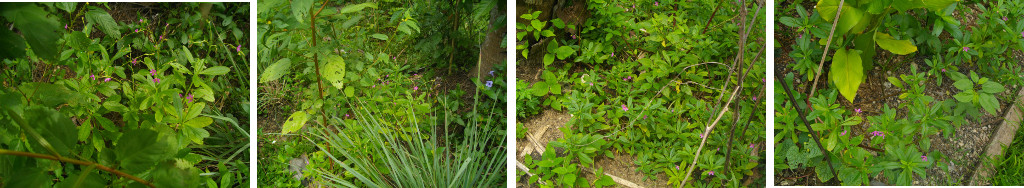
<box><xmin>159</xmin><ymin>35</ymin><xmax>164</xmax><ymax>40</ymax></box>
<box><xmin>413</xmin><ymin>86</ymin><xmax>418</xmax><ymax>91</ymax></box>
<box><xmin>621</xmin><ymin>104</ymin><xmax>628</xmax><ymax>111</ymax></box>
<box><xmin>941</xmin><ymin>68</ymin><xmax>946</xmax><ymax>72</ymax></box>
<box><xmin>345</xmin><ymin>114</ymin><xmax>350</xmax><ymax>118</ymax></box>
<box><xmin>700</xmin><ymin>133</ymin><xmax>705</xmax><ymax>139</ymax></box>
<box><xmin>187</xmin><ymin>93</ymin><xmax>193</xmax><ymax>103</ymax></box>
<box><xmin>1004</xmin><ymin>16</ymin><xmax>1008</xmax><ymax>21</ymax></box>
<box><xmin>104</xmin><ymin>77</ymin><xmax>111</xmax><ymax>82</ymax></box>
<box><xmin>870</xmin><ymin>131</ymin><xmax>885</xmax><ymax>139</ymax></box>
<box><xmin>237</xmin><ymin>44</ymin><xmax>242</xmax><ymax>52</ymax></box>
<box><xmin>708</xmin><ymin>171</ymin><xmax>714</xmax><ymax>176</ymax></box>
<box><xmin>675</xmin><ymin>165</ymin><xmax>679</xmax><ymax>170</ymax></box>
<box><xmin>153</xmin><ymin>78</ymin><xmax>160</xmax><ymax>83</ymax></box>
<box><xmin>139</xmin><ymin>19</ymin><xmax>143</xmax><ymax>23</ymax></box>
<box><xmin>921</xmin><ymin>155</ymin><xmax>927</xmax><ymax>161</ymax></box>
<box><xmin>855</xmin><ymin>108</ymin><xmax>862</xmax><ymax>113</ymax></box>
<box><xmin>65</xmin><ymin>24</ymin><xmax>68</xmax><ymax>29</ymax></box>
<box><xmin>135</xmin><ymin>29</ymin><xmax>139</xmax><ymax>33</ymax></box>
<box><xmin>749</xmin><ymin>143</ymin><xmax>755</xmax><ymax>148</ymax></box>
<box><xmin>611</xmin><ymin>52</ymin><xmax>615</xmax><ymax>57</ymax></box>
<box><xmin>131</xmin><ymin>58</ymin><xmax>137</xmax><ymax>65</ymax></box>
<box><xmin>150</xmin><ymin>69</ymin><xmax>156</xmax><ymax>76</ymax></box>
<box><xmin>840</xmin><ymin>130</ymin><xmax>846</xmax><ymax>136</ymax></box>
<box><xmin>753</xmin><ymin>96</ymin><xmax>758</xmax><ymax>102</ymax></box>
<box><xmin>643</xmin><ymin>115</ymin><xmax>647</xmax><ymax>119</ymax></box>
<box><xmin>963</xmin><ymin>46</ymin><xmax>969</xmax><ymax>52</ymax></box>
<box><xmin>655</xmin><ymin>1</ymin><xmax>659</xmax><ymax>6</ymax></box>
<box><xmin>90</xmin><ymin>74</ymin><xmax>95</xmax><ymax>80</ymax></box>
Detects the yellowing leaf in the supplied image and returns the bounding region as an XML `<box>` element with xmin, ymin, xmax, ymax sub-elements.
<box><xmin>874</xmin><ymin>32</ymin><xmax>917</xmax><ymax>55</ymax></box>
<box><xmin>322</xmin><ymin>55</ymin><xmax>346</xmax><ymax>90</ymax></box>
<box><xmin>281</xmin><ymin>111</ymin><xmax>308</xmax><ymax>134</ymax></box>
<box><xmin>816</xmin><ymin>0</ymin><xmax>864</xmax><ymax>36</ymax></box>
<box><xmin>829</xmin><ymin>48</ymin><xmax>864</xmax><ymax>103</ymax></box>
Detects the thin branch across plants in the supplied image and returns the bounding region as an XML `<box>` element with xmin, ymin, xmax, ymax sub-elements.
<box><xmin>0</xmin><ymin>149</ymin><xmax>156</xmax><ymax>188</ymax></box>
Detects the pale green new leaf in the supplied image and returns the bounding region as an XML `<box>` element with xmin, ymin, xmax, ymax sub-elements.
<box><xmin>371</xmin><ymin>33</ymin><xmax>388</xmax><ymax>41</ymax></box>
<box><xmin>816</xmin><ymin>0</ymin><xmax>864</xmax><ymax>35</ymax></box>
<box><xmin>338</xmin><ymin>2</ymin><xmax>378</xmax><ymax>14</ymax></box>
<box><xmin>291</xmin><ymin>0</ymin><xmax>313</xmax><ymax>23</ymax></box>
<box><xmin>829</xmin><ymin>48</ymin><xmax>864</xmax><ymax>103</ymax></box>
<box><xmin>184</xmin><ymin>116</ymin><xmax>213</xmax><ymax>128</ymax></box>
<box><xmin>874</xmin><ymin>32</ymin><xmax>917</xmax><ymax>55</ymax></box>
<box><xmin>260</xmin><ymin>58</ymin><xmax>291</xmax><ymax>83</ymax></box>
<box><xmin>199</xmin><ymin>66</ymin><xmax>230</xmax><ymax>75</ymax></box>
<box><xmin>281</xmin><ymin>111</ymin><xmax>309</xmax><ymax>134</ymax></box>
<box><xmin>322</xmin><ymin>55</ymin><xmax>346</xmax><ymax>90</ymax></box>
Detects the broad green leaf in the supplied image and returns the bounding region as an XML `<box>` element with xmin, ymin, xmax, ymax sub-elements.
<box><xmin>543</xmin><ymin>53</ymin><xmax>555</xmax><ymax>66</ymax></box>
<box><xmin>67</xmin><ymin>31</ymin><xmax>92</xmax><ymax>51</ymax></box>
<box><xmin>886</xmin><ymin>77</ymin><xmax>903</xmax><ymax>89</ymax></box>
<box><xmin>57</xmin><ymin>171</ymin><xmax>106</xmax><ymax>188</ymax></box>
<box><xmin>185</xmin><ymin>102</ymin><xmax>205</xmax><ymax>120</ymax></box>
<box><xmin>102</xmin><ymin>101</ymin><xmax>128</xmax><ymax>113</ymax></box>
<box><xmin>116</xmin><ymin>129</ymin><xmax>172</xmax><ymax>173</ymax></box>
<box><xmin>853</xmin><ymin>32</ymin><xmax>875</xmax><ymax>69</ymax></box>
<box><xmin>0</xmin><ymin>27</ymin><xmax>26</xmax><ymax>60</ymax></box>
<box><xmin>531</xmin><ymin>20</ymin><xmax>546</xmax><ymax>31</ymax></box>
<box><xmin>344</xmin><ymin>87</ymin><xmax>355</xmax><ymax>97</ymax></box>
<box><xmin>151</xmin><ymin>162</ymin><xmax>200</xmax><ymax>188</ymax></box>
<box><xmin>281</xmin><ymin>111</ymin><xmax>308</xmax><ymax>134</ymax></box>
<box><xmin>370</xmin><ymin>33</ymin><xmax>388</xmax><ymax>40</ymax></box>
<box><xmin>980</xmin><ymin>94</ymin><xmax>999</xmax><ymax>115</ymax></box>
<box><xmin>85</xmin><ymin>9</ymin><xmax>121</xmax><ymax>37</ymax></box>
<box><xmin>23</xmin><ymin>106</ymin><xmax>77</xmax><ymax>157</ymax></box>
<box><xmin>199</xmin><ymin>66</ymin><xmax>230</xmax><ymax>75</ymax></box>
<box><xmin>874</xmin><ymin>32</ymin><xmax>917</xmax><ymax>55</ymax></box>
<box><xmin>531</xmin><ymin>82</ymin><xmax>549</xmax><ymax>96</ymax></box>
<box><xmin>892</xmin><ymin>0</ymin><xmax>925</xmax><ymax>12</ymax></box>
<box><xmin>338</xmin><ymin>2</ymin><xmax>378</xmax><ymax>14</ymax></box>
<box><xmin>260</xmin><ymin>58</ymin><xmax>291</xmax><ymax>83</ymax></box>
<box><xmin>322</xmin><ymin>55</ymin><xmax>346</xmax><ymax>90</ymax></box>
<box><xmin>980</xmin><ymin>81</ymin><xmax>1004</xmax><ymax>93</ymax></box>
<box><xmin>184</xmin><ymin>117</ymin><xmax>213</xmax><ymax>128</ymax></box>
<box><xmin>182</xmin><ymin>125</ymin><xmax>210</xmax><ymax>144</ymax></box>
<box><xmin>816</xmin><ymin>0</ymin><xmax>864</xmax><ymax>36</ymax></box>
<box><xmin>829</xmin><ymin>48</ymin><xmax>864</xmax><ymax>103</ymax></box>
<box><xmin>3</xmin><ymin>3</ymin><xmax>61</xmax><ymax>61</ymax></box>
<box><xmin>56</xmin><ymin>2</ymin><xmax>77</xmax><ymax>13</ymax></box>
<box><xmin>6</xmin><ymin>168</ymin><xmax>51</xmax><ymax>188</ymax></box>
<box><xmin>554</xmin><ymin>46</ymin><xmax>574</xmax><ymax>60</ymax></box>
<box><xmin>291</xmin><ymin>0</ymin><xmax>313</xmax><ymax>23</ymax></box>
<box><xmin>952</xmin><ymin>79</ymin><xmax>973</xmax><ymax>91</ymax></box>
<box><xmin>922</xmin><ymin>0</ymin><xmax>960</xmax><ymax>12</ymax></box>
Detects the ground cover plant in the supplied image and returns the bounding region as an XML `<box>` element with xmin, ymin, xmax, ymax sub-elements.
<box><xmin>515</xmin><ymin>0</ymin><xmax>766</xmax><ymax>187</ymax></box>
<box><xmin>0</xmin><ymin>2</ymin><xmax>250</xmax><ymax>187</ymax></box>
<box><xmin>256</xmin><ymin>0</ymin><xmax>507</xmax><ymax>187</ymax></box>
<box><xmin>775</xmin><ymin>0</ymin><xmax>1024</xmax><ymax>185</ymax></box>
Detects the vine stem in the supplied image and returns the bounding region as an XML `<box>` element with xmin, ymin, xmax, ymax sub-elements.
<box><xmin>808</xmin><ymin>0</ymin><xmax>845</xmax><ymax>101</ymax></box>
<box><xmin>0</xmin><ymin>149</ymin><xmax>155</xmax><ymax>188</ymax></box>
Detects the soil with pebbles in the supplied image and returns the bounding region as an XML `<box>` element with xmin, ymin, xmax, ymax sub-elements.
<box><xmin>774</xmin><ymin>1</ymin><xmax>1024</xmax><ymax>185</ymax></box>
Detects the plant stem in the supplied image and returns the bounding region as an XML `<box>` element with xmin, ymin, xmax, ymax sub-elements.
<box><xmin>0</xmin><ymin>149</ymin><xmax>155</xmax><ymax>188</ymax></box>
<box><xmin>780</xmin><ymin>77</ymin><xmax>840</xmax><ymax>185</ymax></box>
<box><xmin>808</xmin><ymin>0</ymin><xmax>845</xmax><ymax>101</ymax></box>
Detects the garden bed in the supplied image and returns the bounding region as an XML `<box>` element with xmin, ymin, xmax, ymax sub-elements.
<box><xmin>774</xmin><ymin>0</ymin><xmax>1024</xmax><ymax>185</ymax></box>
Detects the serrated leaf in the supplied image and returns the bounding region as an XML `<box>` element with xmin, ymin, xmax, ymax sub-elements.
<box><xmin>199</xmin><ymin>66</ymin><xmax>230</xmax><ymax>75</ymax></box>
<box><xmin>0</xmin><ymin>27</ymin><xmax>26</xmax><ymax>60</ymax></box>
<box><xmin>67</xmin><ymin>31</ymin><xmax>91</xmax><ymax>50</ymax></box>
<box><xmin>116</xmin><ymin>129</ymin><xmax>172</xmax><ymax>173</ymax></box>
<box><xmin>291</xmin><ymin>0</ymin><xmax>313</xmax><ymax>23</ymax></box>
<box><xmin>281</xmin><ymin>111</ymin><xmax>308</xmax><ymax>134</ymax></box>
<box><xmin>829</xmin><ymin>48</ymin><xmax>864</xmax><ymax>103</ymax></box>
<box><xmin>874</xmin><ymin>32</ymin><xmax>917</xmax><ymax>55</ymax></box>
<box><xmin>322</xmin><ymin>55</ymin><xmax>346</xmax><ymax>90</ymax></box>
<box><xmin>260</xmin><ymin>58</ymin><xmax>292</xmax><ymax>83</ymax></box>
<box><xmin>56</xmin><ymin>2</ymin><xmax>77</xmax><ymax>13</ymax></box>
<box><xmin>85</xmin><ymin>9</ymin><xmax>121</xmax><ymax>37</ymax></box>
<box><xmin>4</xmin><ymin>4</ymin><xmax>61</xmax><ymax>61</ymax></box>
